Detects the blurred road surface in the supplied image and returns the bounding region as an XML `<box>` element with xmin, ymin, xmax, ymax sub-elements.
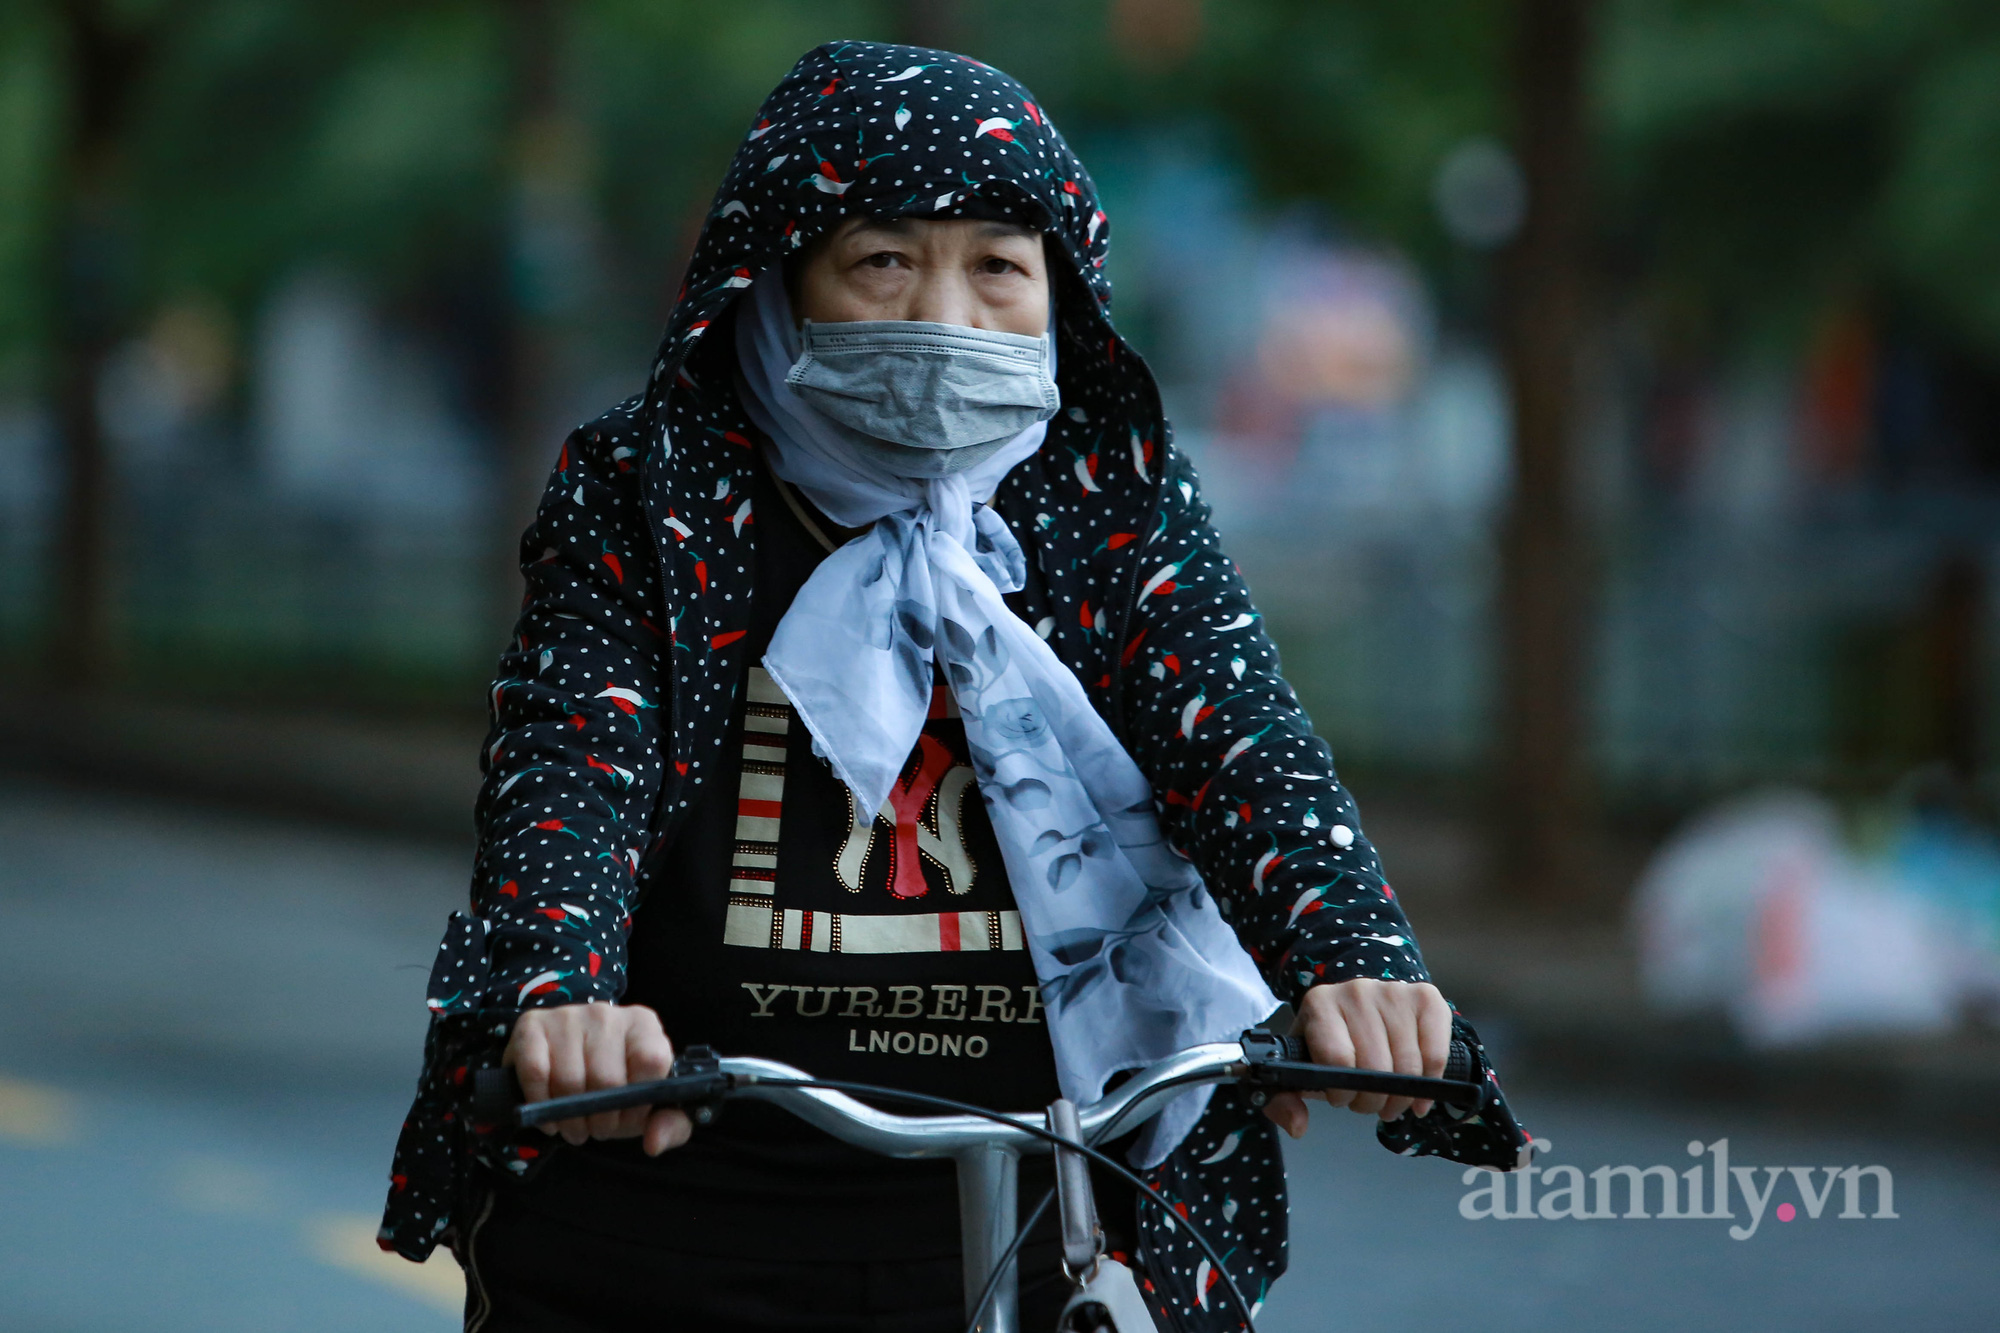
<box><xmin>3</xmin><ymin>778</ymin><xmax>1997</xmax><ymax>1332</ymax></box>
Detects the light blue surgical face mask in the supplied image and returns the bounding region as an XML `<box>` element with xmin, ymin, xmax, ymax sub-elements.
<box><xmin>783</xmin><ymin>315</ymin><xmax>1060</xmax><ymax>478</ymax></box>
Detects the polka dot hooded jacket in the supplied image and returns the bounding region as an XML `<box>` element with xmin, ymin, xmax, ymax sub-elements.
<box><xmin>380</xmin><ymin>41</ymin><xmax>1529</xmax><ymax>1328</ymax></box>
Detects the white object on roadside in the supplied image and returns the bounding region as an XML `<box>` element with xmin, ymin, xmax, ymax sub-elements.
<box><xmin>1632</xmin><ymin>789</ymin><xmax>1958</xmax><ymax>1047</ymax></box>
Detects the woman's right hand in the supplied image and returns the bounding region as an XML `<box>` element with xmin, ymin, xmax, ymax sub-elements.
<box><xmin>503</xmin><ymin>1003</ymin><xmax>692</xmax><ymax>1156</ymax></box>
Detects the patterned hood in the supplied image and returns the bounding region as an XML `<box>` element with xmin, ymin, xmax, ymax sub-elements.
<box><xmin>641</xmin><ymin>42</ymin><xmax>1288</xmax><ymax>1168</ymax></box>
<box><xmin>641</xmin><ymin>40</ymin><xmax>1162</xmax><ymax>465</ymax></box>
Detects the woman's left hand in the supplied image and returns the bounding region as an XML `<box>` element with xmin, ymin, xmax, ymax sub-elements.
<box><xmin>1261</xmin><ymin>977</ymin><xmax>1453</xmax><ymax>1137</ymax></box>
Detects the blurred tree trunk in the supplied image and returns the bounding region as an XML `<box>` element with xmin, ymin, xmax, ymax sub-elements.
<box><xmin>1924</xmin><ymin>552</ymin><xmax>1985</xmax><ymax>787</ymax></box>
<box><xmin>1494</xmin><ymin>0</ymin><xmax>1594</xmax><ymax>907</ymax></box>
<box><xmin>493</xmin><ymin>0</ymin><xmax>570</xmax><ymax>640</ymax></box>
<box><xmin>894</xmin><ymin>0</ymin><xmax>963</xmax><ymax>50</ymax></box>
<box><xmin>48</xmin><ymin>0</ymin><xmax>148</xmax><ymax>689</ymax></box>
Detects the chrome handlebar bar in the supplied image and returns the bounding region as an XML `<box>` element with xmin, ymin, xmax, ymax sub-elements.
<box><xmin>715</xmin><ymin>1041</ymin><xmax>1247</xmax><ymax>1155</ymax></box>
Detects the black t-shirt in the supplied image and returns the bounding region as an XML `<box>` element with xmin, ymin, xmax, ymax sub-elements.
<box><xmin>547</xmin><ymin>458</ymin><xmax>1111</xmax><ymax>1263</ymax></box>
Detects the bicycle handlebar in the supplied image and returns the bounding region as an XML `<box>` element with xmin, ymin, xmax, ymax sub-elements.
<box><xmin>472</xmin><ymin>1029</ymin><xmax>1486</xmax><ymax>1153</ymax></box>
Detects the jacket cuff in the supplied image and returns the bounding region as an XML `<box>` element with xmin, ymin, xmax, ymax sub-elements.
<box><xmin>427</xmin><ymin>905</ymin><xmax>622</xmax><ymax>1015</ymax></box>
<box><xmin>425</xmin><ymin>1008</ymin><xmax>562</xmax><ymax>1190</ymax></box>
<box><xmin>1374</xmin><ymin>1011</ymin><xmax>1533</xmax><ymax>1171</ymax></box>
<box><xmin>1268</xmin><ymin>927</ymin><xmax>1430</xmax><ymax>1006</ymax></box>
<box><xmin>378</xmin><ymin>1005</ymin><xmax>518</xmax><ymax>1263</ymax></box>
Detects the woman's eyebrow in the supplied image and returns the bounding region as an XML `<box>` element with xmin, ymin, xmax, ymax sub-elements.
<box><xmin>976</xmin><ymin>222</ymin><xmax>1040</xmax><ymax>241</ymax></box>
<box><xmin>845</xmin><ymin>218</ymin><xmax>918</xmax><ymax>241</ymax></box>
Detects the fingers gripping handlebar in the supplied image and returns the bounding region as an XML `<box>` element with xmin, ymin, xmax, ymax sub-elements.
<box><xmin>472</xmin><ymin>1044</ymin><xmax>730</xmax><ymax>1129</ymax></box>
<box><xmin>470</xmin><ymin>1030</ymin><xmax>1487</xmax><ymax>1132</ymax></box>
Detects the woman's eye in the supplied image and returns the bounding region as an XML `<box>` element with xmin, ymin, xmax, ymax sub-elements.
<box><xmin>862</xmin><ymin>252</ymin><xmax>902</xmax><ymax>269</ymax></box>
<box><xmin>979</xmin><ymin>257</ymin><xmax>1021</xmax><ymax>275</ymax></box>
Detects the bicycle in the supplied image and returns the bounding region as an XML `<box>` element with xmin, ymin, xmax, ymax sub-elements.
<box><xmin>475</xmin><ymin>1028</ymin><xmax>1487</xmax><ymax>1333</ymax></box>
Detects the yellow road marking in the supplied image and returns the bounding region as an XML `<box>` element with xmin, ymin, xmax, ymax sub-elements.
<box><xmin>0</xmin><ymin>1075</ymin><xmax>77</xmax><ymax>1145</ymax></box>
<box><xmin>304</xmin><ymin>1213</ymin><xmax>464</xmax><ymax>1317</ymax></box>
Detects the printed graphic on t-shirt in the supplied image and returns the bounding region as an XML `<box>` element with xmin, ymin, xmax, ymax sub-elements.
<box><xmin>721</xmin><ymin>666</ymin><xmax>1025</xmax><ymax>955</ymax></box>
<box><xmin>738</xmin><ymin>978</ymin><xmax>1045</xmax><ymax>1063</ymax></box>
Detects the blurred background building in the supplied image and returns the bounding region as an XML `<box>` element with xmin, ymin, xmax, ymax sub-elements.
<box><xmin>4</xmin><ymin>1</ymin><xmax>2000</xmax><ymax>1329</ymax></box>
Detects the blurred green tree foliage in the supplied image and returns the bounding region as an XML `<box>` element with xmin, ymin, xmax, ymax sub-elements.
<box><xmin>1599</xmin><ymin>0</ymin><xmax>2000</xmax><ymax>349</ymax></box>
<box><xmin>5</xmin><ymin>0</ymin><xmax>2000</xmax><ymax>391</ymax></box>
<box><xmin>992</xmin><ymin>0</ymin><xmax>1507</xmax><ymax>268</ymax></box>
<box><xmin>0</xmin><ymin>5</ymin><xmax>57</xmax><ymax>396</ymax></box>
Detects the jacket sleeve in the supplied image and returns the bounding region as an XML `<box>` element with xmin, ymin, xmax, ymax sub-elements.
<box><xmin>1111</xmin><ymin>443</ymin><xmax>1427</xmax><ymax>1003</ymax></box>
<box><xmin>379</xmin><ymin>411</ymin><xmax>669</xmax><ymax>1261</ymax></box>
<box><xmin>1111</xmin><ymin>445</ymin><xmax>1532</xmax><ymax>1183</ymax></box>
<box><xmin>467</xmin><ymin>423</ymin><xmax>669</xmax><ymax>1012</ymax></box>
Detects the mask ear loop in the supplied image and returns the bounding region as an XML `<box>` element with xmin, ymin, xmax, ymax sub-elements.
<box><xmin>1040</xmin><ymin>284</ymin><xmax>1060</xmax><ymax>408</ymax></box>
<box><xmin>1046</xmin><ymin>295</ymin><xmax>1059</xmax><ymax>371</ymax></box>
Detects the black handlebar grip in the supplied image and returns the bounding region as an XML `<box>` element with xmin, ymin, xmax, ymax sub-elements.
<box><xmin>1443</xmin><ymin>1038</ymin><xmax>1475</xmax><ymax>1084</ymax></box>
<box><xmin>472</xmin><ymin>1066</ymin><xmax>525</xmax><ymax>1128</ymax></box>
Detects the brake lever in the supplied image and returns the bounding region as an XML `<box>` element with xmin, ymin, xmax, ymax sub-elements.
<box><xmin>1236</xmin><ymin>1029</ymin><xmax>1487</xmax><ymax>1113</ymax></box>
<box><xmin>471</xmin><ymin>1044</ymin><xmax>734</xmax><ymax>1130</ymax></box>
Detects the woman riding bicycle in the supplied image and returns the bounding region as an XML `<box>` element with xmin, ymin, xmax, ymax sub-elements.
<box><xmin>379</xmin><ymin>41</ymin><xmax>1528</xmax><ymax>1332</ymax></box>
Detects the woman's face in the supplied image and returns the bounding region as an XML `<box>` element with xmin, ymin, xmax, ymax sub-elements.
<box><xmin>795</xmin><ymin>216</ymin><xmax>1050</xmax><ymax>335</ymax></box>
